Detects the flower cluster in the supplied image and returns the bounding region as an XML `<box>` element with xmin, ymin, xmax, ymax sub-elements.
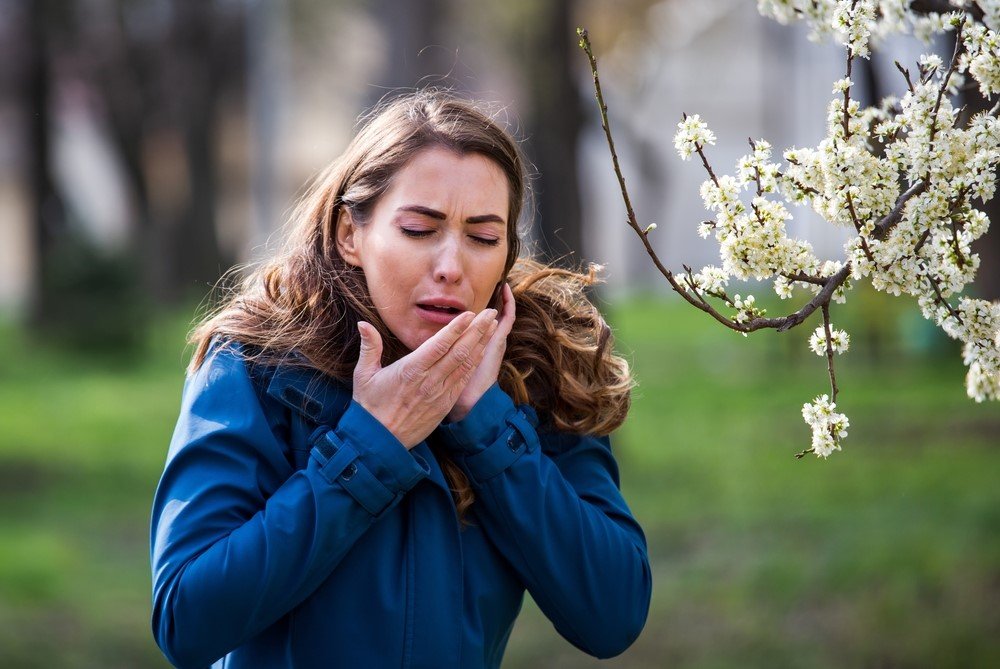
<box><xmin>946</xmin><ymin>298</ymin><xmax>1000</xmax><ymax>402</ymax></box>
<box><xmin>801</xmin><ymin>395</ymin><xmax>850</xmax><ymax>458</ymax></box>
<box><xmin>809</xmin><ymin>325</ymin><xmax>850</xmax><ymax>356</ymax></box>
<box><xmin>832</xmin><ymin>0</ymin><xmax>877</xmax><ymax>58</ymax></box>
<box><xmin>667</xmin><ymin>0</ymin><xmax>1000</xmax><ymax>457</ymax></box>
<box><xmin>758</xmin><ymin>0</ymin><xmax>976</xmax><ymax>44</ymax></box>
<box><xmin>962</xmin><ymin>20</ymin><xmax>1000</xmax><ymax>96</ymax></box>
<box><xmin>673</xmin><ymin>114</ymin><xmax>716</xmax><ymax>159</ymax></box>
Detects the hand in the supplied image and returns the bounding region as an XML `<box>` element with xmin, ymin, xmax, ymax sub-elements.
<box><xmin>447</xmin><ymin>283</ymin><xmax>516</xmax><ymax>422</ymax></box>
<box><xmin>352</xmin><ymin>309</ymin><xmax>498</xmax><ymax>449</ymax></box>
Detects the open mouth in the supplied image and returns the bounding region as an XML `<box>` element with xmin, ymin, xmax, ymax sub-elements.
<box><xmin>417</xmin><ymin>304</ymin><xmax>462</xmax><ymax>314</ymax></box>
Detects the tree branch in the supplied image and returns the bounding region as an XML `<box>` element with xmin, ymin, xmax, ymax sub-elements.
<box><xmin>871</xmin><ymin>180</ymin><xmax>928</xmax><ymax>240</ymax></box>
<box><xmin>821</xmin><ymin>303</ymin><xmax>839</xmax><ymax>404</ymax></box>
<box><xmin>895</xmin><ymin>60</ymin><xmax>915</xmax><ymax>93</ymax></box>
<box><xmin>927</xmin><ymin>19</ymin><xmax>965</xmax><ymax>150</ymax></box>
<box><xmin>845</xmin><ymin>190</ymin><xmax>876</xmax><ymax>263</ymax></box>
<box><xmin>578</xmin><ymin>28</ymin><xmax>855</xmax><ymax>338</ymax></box>
<box><xmin>842</xmin><ymin>1</ymin><xmax>858</xmax><ymax>139</ymax></box>
<box><xmin>693</xmin><ymin>131</ymin><xmax>720</xmax><ymax>187</ymax></box>
<box><xmin>923</xmin><ymin>264</ymin><xmax>963</xmax><ymax>324</ymax></box>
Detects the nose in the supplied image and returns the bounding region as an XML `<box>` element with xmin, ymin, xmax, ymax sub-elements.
<box><xmin>433</xmin><ymin>237</ymin><xmax>464</xmax><ymax>284</ymax></box>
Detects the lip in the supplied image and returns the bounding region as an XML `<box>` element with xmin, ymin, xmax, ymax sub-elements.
<box><xmin>414</xmin><ymin>297</ymin><xmax>468</xmax><ymax>326</ymax></box>
<box><xmin>417</xmin><ymin>296</ymin><xmax>466</xmax><ymax>310</ymax></box>
<box><xmin>415</xmin><ymin>304</ymin><xmax>465</xmax><ymax>325</ymax></box>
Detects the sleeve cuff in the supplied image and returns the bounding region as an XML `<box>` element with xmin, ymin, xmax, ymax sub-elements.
<box><xmin>335</xmin><ymin>401</ymin><xmax>430</xmax><ymax>491</ymax></box>
<box><xmin>310</xmin><ymin>400</ymin><xmax>430</xmax><ymax>519</ymax></box>
<box><xmin>436</xmin><ymin>383</ymin><xmax>517</xmax><ymax>453</ymax></box>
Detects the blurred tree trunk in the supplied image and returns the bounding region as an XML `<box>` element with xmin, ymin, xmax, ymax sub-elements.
<box><xmin>89</xmin><ymin>4</ymin><xmax>166</xmax><ymax>300</ymax></box>
<box><xmin>522</xmin><ymin>0</ymin><xmax>584</xmax><ymax>266</ymax></box>
<box><xmin>87</xmin><ymin>0</ymin><xmax>242</xmax><ymax>303</ymax></box>
<box><xmin>24</xmin><ymin>0</ymin><xmax>67</xmax><ymax>327</ymax></box>
<box><xmin>368</xmin><ymin>0</ymin><xmax>453</xmax><ymax>104</ymax></box>
<box><xmin>167</xmin><ymin>0</ymin><xmax>232</xmax><ymax>301</ymax></box>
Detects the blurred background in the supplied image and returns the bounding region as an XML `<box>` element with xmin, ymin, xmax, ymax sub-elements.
<box><xmin>1</xmin><ymin>0</ymin><xmax>998</xmax><ymax>667</ymax></box>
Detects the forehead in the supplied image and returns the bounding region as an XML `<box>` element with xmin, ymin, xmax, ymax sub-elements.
<box><xmin>381</xmin><ymin>147</ymin><xmax>510</xmax><ymax>218</ymax></box>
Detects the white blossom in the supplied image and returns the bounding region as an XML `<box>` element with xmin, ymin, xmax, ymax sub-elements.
<box><xmin>832</xmin><ymin>77</ymin><xmax>853</xmax><ymax>93</ymax></box>
<box><xmin>674</xmin><ymin>115</ymin><xmax>717</xmax><ymax>160</ymax></box>
<box><xmin>671</xmin><ymin>1</ymin><xmax>1000</xmax><ymax>456</ymax></box>
<box><xmin>693</xmin><ymin>265</ymin><xmax>729</xmax><ymax>294</ymax></box>
<box><xmin>808</xmin><ymin>325</ymin><xmax>851</xmax><ymax>356</ymax></box>
<box><xmin>774</xmin><ymin>275</ymin><xmax>794</xmax><ymax>299</ymax></box>
<box><xmin>801</xmin><ymin>394</ymin><xmax>850</xmax><ymax>457</ymax></box>
<box><xmin>832</xmin><ymin>0</ymin><xmax>877</xmax><ymax>58</ymax></box>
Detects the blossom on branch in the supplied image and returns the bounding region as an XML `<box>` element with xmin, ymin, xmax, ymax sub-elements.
<box><xmin>809</xmin><ymin>325</ymin><xmax>851</xmax><ymax>355</ymax></box>
<box><xmin>802</xmin><ymin>394</ymin><xmax>850</xmax><ymax>458</ymax></box>
<box><xmin>579</xmin><ymin>0</ymin><xmax>1000</xmax><ymax>458</ymax></box>
<box><xmin>674</xmin><ymin>114</ymin><xmax>716</xmax><ymax>159</ymax></box>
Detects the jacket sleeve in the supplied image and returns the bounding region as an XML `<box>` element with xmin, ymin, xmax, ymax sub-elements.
<box><xmin>150</xmin><ymin>344</ymin><xmax>430</xmax><ymax>669</ymax></box>
<box><xmin>434</xmin><ymin>383</ymin><xmax>652</xmax><ymax>659</ymax></box>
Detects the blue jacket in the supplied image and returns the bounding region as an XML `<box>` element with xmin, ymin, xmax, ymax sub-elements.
<box><xmin>150</xmin><ymin>341</ymin><xmax>652</xmax><ymax>668</ymax></box>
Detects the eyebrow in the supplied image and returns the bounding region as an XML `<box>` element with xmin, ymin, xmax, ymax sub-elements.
<box><xmin>397</xmin><ymin>205</ymin><xmax>505</xmax><ymax>225</ymax></box>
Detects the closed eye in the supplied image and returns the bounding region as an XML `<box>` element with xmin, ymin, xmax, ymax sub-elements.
<box><xmin>401</xmin><ymin>228</ymin><xmax>434</xmax><ymax>238</ymax></box>
<box><xmin>402</xmin><ymin>228</ymin><xmax>501</xmax><ymax>248</ymax></box>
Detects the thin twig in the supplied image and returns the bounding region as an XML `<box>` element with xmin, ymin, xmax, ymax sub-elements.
<box><xmin>749</xmin><ymin>137</ymin><xmax>763</xmax><ymax>196</ymax></box>
<box><xmin>682</xmin><ymin>264</ymin><xmax>737</xmax><ymax>307</ymax></box>
<box><xmin>895</xmin><ymin>60</ymin><xmax>915</xmax><ymax>93</ymax></box>
<box><xmin>845</xmin><ymin>191</ymin><xmax>876</xmax><ymax>263</ymax></box>
<box><xmin>841</xmin><ymin>1</ymin><xmax>859</xmax><ymax>138</ymax></box>
<box><xmin>948</xmin><ymin>184</ymin><xmax>970</xmax><ymax>266</ymax></box>
<box><xmin>927</xmin><ymin>20</ymin><xmax>965</xmax><ymax>150</ymax></box>
<box><xmin>693</xmin><ymin>138</ymin><xmax>720</xmax><ymax>187</ymax></box>
<box><xmin>821</xmin><ymin>303</ymin><xmax>839</xmax><ymax>404</ymax></box>
<box><xmin>923</xmin><ymin>266</ymin><xmax>963</xmax><ymax>324</ymax></box>
<box><xmin>782</xmin><ymin>272</ymin><xmax>828</xmax><ymax>287</ymax></box>
<box><xmin>914</xmin><ymin>227</ymin><xmax>932</xmax><ymax>255</ymax></box>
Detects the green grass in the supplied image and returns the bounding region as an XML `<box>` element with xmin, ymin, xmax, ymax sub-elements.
<box><xmin>1</xmin><ymin>294</ymin><xmax>998</xmax><ymax>668</ymax></box>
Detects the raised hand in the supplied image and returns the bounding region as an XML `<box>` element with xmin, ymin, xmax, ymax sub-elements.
<box><xmin>352</xmin><ymin>308</ymin><xmax>498</xmax><ymax>448</ymax></box>
<box><xmin>447</xmin><ymin>283</ymin><xmax>516</xmax><ymax>422</ymax></box>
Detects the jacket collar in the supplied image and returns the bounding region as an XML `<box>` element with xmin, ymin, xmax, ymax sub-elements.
<box><xmin>265</xmin><ymin>363</ymin><xmax>352</xmax><ymax>426</ymax></box>
<box><xmin>264</xmin><ymin>363</ymin><xmax>451</xmax><ymax>495</ymax></box>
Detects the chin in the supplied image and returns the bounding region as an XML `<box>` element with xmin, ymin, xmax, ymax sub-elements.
<box><xmin>399</xmin><ymin>327</ymin><xmax>437</xmax><ymax>353</ymax></box>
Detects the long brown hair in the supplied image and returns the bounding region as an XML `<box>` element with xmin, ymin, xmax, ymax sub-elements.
<box><xmin>189</xmin><ymin>90</ymin><xmax>632</xmax><ymax>523</ymax></box>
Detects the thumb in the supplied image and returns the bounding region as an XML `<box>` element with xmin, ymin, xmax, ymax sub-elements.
<box><xmin>354</xmin><ymin>321</ymin><xmax>383</xmax><ymax>382</ymax></box>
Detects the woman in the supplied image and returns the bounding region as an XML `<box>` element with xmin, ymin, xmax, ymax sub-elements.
<box><xmin>150</xmin><ymin>90</ymin><xmax>651</xmax><ymax>669</ymax></box>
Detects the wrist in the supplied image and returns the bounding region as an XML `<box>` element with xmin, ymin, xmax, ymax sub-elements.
<box><xmin>436</xmin><ymin>383</ymin><xmax>516</xmax><ymax>452</ymax></box>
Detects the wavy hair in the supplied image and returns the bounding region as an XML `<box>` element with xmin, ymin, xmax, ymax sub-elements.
<box><xmin>189</xmin><ymin>90</ymin><xmax>632</xmax><ymax>524</ymax></box>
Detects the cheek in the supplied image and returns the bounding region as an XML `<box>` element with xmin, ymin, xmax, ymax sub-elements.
<box><xmin>476</xmin><ymin>255</ymin><xmax>508</xmax><ymax>309</ymax></box>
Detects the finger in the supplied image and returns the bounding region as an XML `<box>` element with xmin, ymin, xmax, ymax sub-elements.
<box><xmin>497</xmin><ymin>283</ymin><xmax>516</xmax><ymax>337</ymax></box>
<box><xmin>408</xmin><ymin>310</ymin><xmax>476</xmax><ymax>373</ymax></box>
<box><xmin>483</xmin><ymin>284</ymin><xmax>515</xmax><ymax>354</ymax></box>
<box><xmin>443</xmin><ymin>318</ymin><xmax>498</xmax><ymax>390</ymax></box>
<box><xmin>424</xmin><ymin>308</ymin><xmax>497</xmax><ymax>382</ymax></box>
<box><xmin>354</xmin><ymin>322</ymin><xmax>384</xmax><ymax>384</ymax></box>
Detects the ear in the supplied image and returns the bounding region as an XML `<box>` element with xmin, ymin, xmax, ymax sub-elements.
<box><xmin>336</xmin><ymin>207</ymin><xmax>363</xmax><ymax>268</ymax></box>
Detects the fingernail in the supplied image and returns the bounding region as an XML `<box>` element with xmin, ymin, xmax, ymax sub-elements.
<box><xmin>486</xmin><ymin>308</ymin><xmax>498</xmax><ymax>319</ymax></box>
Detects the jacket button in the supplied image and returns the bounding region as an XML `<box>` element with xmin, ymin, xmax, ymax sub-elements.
<box><xmin>507</xmin><ymin>433</ymin><xmax>519</xmax><ymax>452</ymax></box>
<box><xmin>341</xmin><ymin>462</ymin><xmax>358</xmax><ymax>481</ymax></box>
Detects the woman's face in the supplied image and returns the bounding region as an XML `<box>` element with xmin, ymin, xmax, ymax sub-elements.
<box><xmin>337</xmin><ymin>146</ymin><xmax>511</xmax><ymax>351</ymax></box>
